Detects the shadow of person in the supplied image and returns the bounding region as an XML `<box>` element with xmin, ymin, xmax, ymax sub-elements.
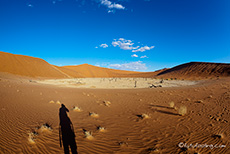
<box><xmin>59</xmin><ymin>104</ymin><xmax>78</xmax><ymax>154</ymax></box>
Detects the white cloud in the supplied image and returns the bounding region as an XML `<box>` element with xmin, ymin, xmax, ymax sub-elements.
<box><xmin>132</xmin><ymin>46</ymin><xmax>154</xmax><ymax>52</ymax></box>
<box><xmin>95</xmin><ymin>46</ymin><xmax>98</xmax><ymax>48</ymax></box>
<box><xmin>140</xmin><ymin>55</ymin><xmax>148</xmax><ymax>58</ymax></box>
<box><xmin>131</xmin><ymin>54</ymin><xmax>138</xmax><ymax>57</ymax></box>
<box><xmin>100</xmin><ymin>43</ymin><xmax>108</xmax><ymax>48</ymax></box>
<box><xmin>109</xmin><ymin>61</ymin><xmax>147</xmax><ymax>71</ymax></box>
<box><xmin>112</xmin><ymin>38</ymin><xmax>154</xmax><ymax>53</ymax></box>
<box><xmin>101</xmin><ymin>0</ymin><xmax>125</xmax><ymax>12</ymax></box>
<box><xmin>112</xmin><ymin>38</ymin><xmax>139</xmax><ymax>50</ymax></box>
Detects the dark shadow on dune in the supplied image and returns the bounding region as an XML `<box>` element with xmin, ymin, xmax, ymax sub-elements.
<box><xmin>59</xmin><ymin>104</ymin><xmax>78</xmax><ymax>154</ymax></box>
<box><xmin>155</xmin><ymin>109</ymin><xmax>180</xmax><ymax>116</ymax></box>
<box><xmin>150</xmin><ymin>104</ymin><xmax>173</xmax><ymax>109</ymax></box>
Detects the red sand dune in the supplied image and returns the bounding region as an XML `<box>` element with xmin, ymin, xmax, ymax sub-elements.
<box><xmin>0</xmin><ymin>51</ymin><xmax>229</xmax><ymax>79</ymax></box>
<box><xmin>157</xmin><ymin>62</ymin><xmax>230</xmax><ymax>79</ymax></box>
<box><xmin>0</xmin><ymin>51</ymin><xmax>69</xmax><ymax>78</ymax></box>
<box><xmin>62</xmin><ymin>64</ymin><xmax>140</xmax><ymax>78</ymax></box>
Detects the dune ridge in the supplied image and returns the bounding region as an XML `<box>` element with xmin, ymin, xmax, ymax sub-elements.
<box><xmin>0</xmin><ymin>51</ymin><xmax>229</xmax><ymax>79</ymax></box>
<box><xmin>157</xmin><ymin>62</ymin><xmax>230</xmax><ymax>79</ymax></box>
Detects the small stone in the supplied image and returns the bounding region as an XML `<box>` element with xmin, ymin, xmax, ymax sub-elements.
<box><xmin>196</xmin><ymin>100</ymin><xmax>203</xmax><ymax>103</ymax></box>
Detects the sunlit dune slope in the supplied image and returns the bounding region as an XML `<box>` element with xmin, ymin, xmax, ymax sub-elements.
<box><xmin>157</xmin><ymin>62</ymin><xmax>230</xmax><ymax>79</ymax></box>
<box><xmin>0</xmin><ymin>51</ymin><xmax>69</xmax><ymax>78</ymax></box>
<box><xmin>62</xmin><ymin>64</ymin><xmax>140</xmax><ymax>78</ymax></box>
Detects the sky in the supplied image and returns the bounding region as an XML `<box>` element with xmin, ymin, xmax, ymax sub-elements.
<box><xmin>0</xmin><ymin>0</ymin><xmax>229</xmax><ymax>71</ymax></box>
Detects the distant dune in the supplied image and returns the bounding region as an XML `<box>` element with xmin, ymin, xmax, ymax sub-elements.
<box><xmin>62</xmin><ymin>64</ymin><xmax>140</xmax><ymax>78</ymax></box>
<box><xmin>157</xmin><ymin>62</ymin><xmax>230</xmax><ymax>79</ymax></box>
<box><xmin>0</xmin><ymin>51</ymin><xmax>229</xmax><ymax>79</ymax></box>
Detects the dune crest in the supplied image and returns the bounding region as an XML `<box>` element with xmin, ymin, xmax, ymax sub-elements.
<box><xmin>0</xmin><ymin>51</ymin><xmax>229</xmax><ymax>79</ymax></box>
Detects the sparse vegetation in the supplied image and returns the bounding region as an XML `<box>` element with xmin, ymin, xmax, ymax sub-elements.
<box><xmin>73</xmin><ymin>106</ymin><xmax>82</xmax><ymax>112</ymax></box>
<box><xmin>178</xmin><ymin>106</ymin><xmax>187</xmax><ymax>116</ymax></box>
<box><xmin>89</xmin><ymin>112</ymin><xmax>99</xmax><ymax>118</ymax></box>
<box><xmin>103</xmin><ymin>101</ymin><xmax>111</xmax><ymax>107</ymax></box>
<box><xmin>83</xmin><ymin>129</ymin><xmax>94</xmax><ymax>140</ymax></box>
<box><xmin>49</xmin><ymin>100</ymin><xmax>55</xmax><ymax>104</ymax></box>
<box><xmin>169</xmin><ymin>102</ymin><xmax>175</xmax><ymax>108</ymax></box>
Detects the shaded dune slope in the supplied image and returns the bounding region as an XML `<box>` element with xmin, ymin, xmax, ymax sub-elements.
<box><xmin>157</xmin><ymin>62</ymin><xmax>230</xmax><ymax>79</ymax></box>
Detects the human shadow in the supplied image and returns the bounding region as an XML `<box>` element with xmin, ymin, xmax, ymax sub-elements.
<box><xmin>59</xmin><ymin>104</ymin><xmax>78</xmax><ymax>154</ymax></box>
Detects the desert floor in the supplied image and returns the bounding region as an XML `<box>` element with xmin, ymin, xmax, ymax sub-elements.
<box><xmin>0</xmin><ymin>74</ymin><xmax>229</xmax><ymax>154</ymax></box>
<box><xmin>36</xmin><ymin>78</ymin><xmax>198</xmax><ymax>89</ymax></box>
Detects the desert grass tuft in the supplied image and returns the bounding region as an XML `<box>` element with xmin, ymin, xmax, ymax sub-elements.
<box><xmin>73</xmin><ymin>106</ymin><xmax>82</xmax><ymax>112</ymax></box>
<box><xmin>178</xmin><ymin>106</ymin><xmax>187</xmax><ymax>116</ymax></box>
<box><xmin>169</xmin><ymin>102</ymin><xmax>175</xmax><ymax>108</ymax></box>
<box><xmin>137</xmin><ymin>113</ymin><xmax>150</xmax><ymax>119</ymax></box>
<box><xmin>38</xmin><ymin>123</ymin><xmax>52</xmax><ymax>133</ymax></box>
<box><xmin>97</xmin><ymin>126</ymin><xmax>106</xmax><ymax>132</ymax></box>
<box><xmin>28</xmin><ymin>130</ymin><xmax>38</xmax><ymax>144</ymax></box>
<box><xmin>49</xmin><ymin>100</ymin><xmax>55</xmax><ymax>104</ymax></box>
<box><xmin>83</xmin><ymin>129</ymin><xmax>94</xmax><ymax>140</ymax></box>
<box><xmin>89</xmin><ymin>112</ymin><xmax>99</xmax><ymax>118</ymax></box>
<box><xmin>103</xmin><ymin>101</ymin><xmax>111</xmax><ymax>107</ymax></box>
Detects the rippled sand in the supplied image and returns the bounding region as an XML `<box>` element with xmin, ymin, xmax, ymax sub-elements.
<box><xmin>0</xmin><ymin>75</ymin><xmax>229</xmax><ymax>153</ymax></box>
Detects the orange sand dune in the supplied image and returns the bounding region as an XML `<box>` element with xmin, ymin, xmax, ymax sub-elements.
<box><xmin>157</xmin><ymin>62</ymin><xmax>230</xmax><ymax>79</ymax></box>
<box><xmin>0</xmin><ymin>51</ymin><xmax>229</xmax><ymax>79</ymax></box>
<box><xmin>0</xmin><ymin>51</ymin><xmax>69</xmax><ymax>78</ymax></box>
<box><xmin>62</xmin><ymin>64</ymin><xmax>140</xmax><ymax>78</ymax></box>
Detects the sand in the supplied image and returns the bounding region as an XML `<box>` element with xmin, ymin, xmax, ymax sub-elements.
<box><xmin>0</xmin><ymin>51</ymin><xmax>229</xmax><ymax>153</ymax></box>
<box><xmin>0</xmin><ymin>73</ymin><xmax>229</xmax><ymax>154</ymax></box>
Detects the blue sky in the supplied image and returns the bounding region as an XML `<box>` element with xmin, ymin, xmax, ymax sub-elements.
<box><xmin>0</xmin><ymin>0</ymin><xmax>229</xmax><ymax>71</ymax></box>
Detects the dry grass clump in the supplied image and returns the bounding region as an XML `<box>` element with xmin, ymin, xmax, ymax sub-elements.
<box><xmin>89</xmin><ymin>112</ymin><xmax>99</xmax><ymax>118</ymax></box>
<box><xmin>49</xmin><ymin>100</ymin><xmax>55</xmax><ymax>104</ymax></box>
<box><xmin>28</xmin><ymin>131</ymin><xmax>38</xmax><ymax>144</ymax></box>
<box><xmin>56</xmin><ymin>100</ymin><xmax>61</xmax><ymax>105</ymax></box>
<box><xmin>38</xmin><ymin>123</ymin><xmax>52</xmax><ymax>133</ymax></box>
<box><xmin>73</xmin><ymin>106</ymin><xmax>82</xmax><ymax>112</ymax></box>
<box><xmin>83</xmin><ymin>129</ymin><xmax>94</xmax><ymax>140</ymax></box>
<box><xmin>178</xmin><ymin>106</ymin><xmax>187</xmax><ymax>116</ymax></box>
<box><xmin>103</xmin><ymin>101</ymin><xmax>111</xmax><ymax>107</ymax></box>
<box><xmin>97</xmin><ymin>126</ymin><xmax>106</xmax><ymax>132</ymax></box>
<box><xmin>169</xmin><ymin>101</ymin><xmax>175</xmax><ymax>108</ymax></box>
<box><xmin>140</xmin><ymin>114</ymin><xmax>150</xmax><ymax>119</ymax></box>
